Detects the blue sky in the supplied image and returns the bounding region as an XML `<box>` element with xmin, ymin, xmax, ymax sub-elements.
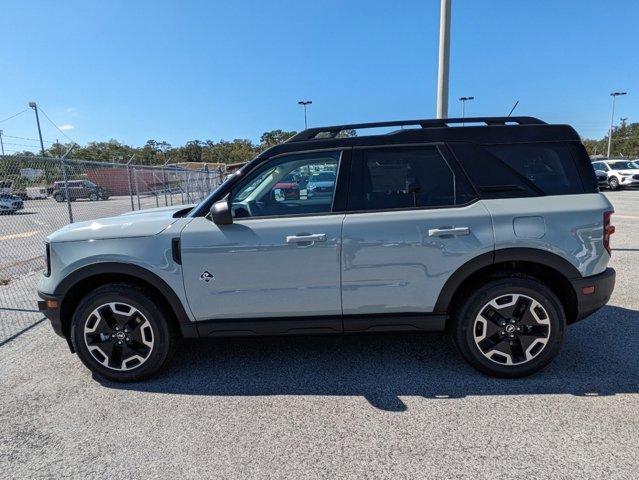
<box><xmin>1</xmin><ymin>0</ymin><xmax>637</xmax><ymax>152</ymax></box>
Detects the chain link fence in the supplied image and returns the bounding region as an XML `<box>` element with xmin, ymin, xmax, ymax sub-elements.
<box><xmin>0</xmin><ymin>154</ymin><xmax>223</xmax><ymax>343</ymax></box>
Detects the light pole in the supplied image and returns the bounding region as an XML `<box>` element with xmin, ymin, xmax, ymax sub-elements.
<box><xmin>436</xmin><ymin>0</ymin><xmax>452</xmax><ymax>118</ymax></box>
<box><xmin>298</xmin><ymin>100</ymin><xmax>312</xmax><ymax>129</ymax></box>
<box><xmin>607</xmin><ymin>91</ymin><xmax>627</xmax><ymax>159</ymax></box>
<box><xmin>459</xmin><ymin>96</ymin><xmax>474</xmax><ymax>121</ymax></box>
<box><xmin>28</xmin><ymin>101</ymin><xmax>46</xmax><ymax>156</ymax></box>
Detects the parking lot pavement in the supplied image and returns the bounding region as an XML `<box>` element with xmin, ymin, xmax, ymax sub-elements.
<box><xmin>1</xmin><ymin>191</ymin><xmax>638</xmax><ymax>479</ymax></box>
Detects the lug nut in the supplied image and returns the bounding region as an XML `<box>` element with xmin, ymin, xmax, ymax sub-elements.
<box><xmin>124</xmin><ymin>329</ymin><xmax>128</xmax><ymax>333</ymax></box>
<box><xmin>509</xmin><ymin>333</ymin><xmax>515</xmax><ymax>338</ymax></box>
<box><xmin>117</xmin><ymin>340</ymin><xmax>122</xmax><ymax>345</ymax></box>
<box><xmin>510</xmin><ymin>319</ymin><xmax>516</xmax><ymax>324</ymax></box>
<box><xmin>115</xmin><ymin>326</ymin><xmax>119</xmax><ymax>331</ymax></box>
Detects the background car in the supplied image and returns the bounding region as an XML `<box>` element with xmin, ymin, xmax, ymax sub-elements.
<box><xmin>592</xmin><ymin>159</ymin><xmax>639</xmax><ymax>190</ymax></box>
<box><xmin>51</xmin><ymin>180</ymin><xmax>110</xmax><ymax>202</ymax></box>
<box><xmin>306</xmin><ymin>171</ymin><xmax>336</xmax><ymax>198</ymax></box>
<box><xmin>273</xmin><ymin>174</ymin><xmax>301</xmax><ymax>200</ymax></box>
<box><xmin>0</xmin><ymin>193</ymin><xmax>24</xmax><ymax>214</ymax></box>
<box><xmin>594</xmin><ymin>169</ymin><xmax>609</xmax><ymax>189</ymax></box>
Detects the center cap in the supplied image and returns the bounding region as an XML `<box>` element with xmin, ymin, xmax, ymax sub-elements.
<box><xmin>505</xmin><ymin>324</ymin><xmax>516</xmax><ymax>333</ymax></box>
<box><xmin>116</xmin><ymin>332</ymin><xmax>126</xmax><ymax>340</ymax></box>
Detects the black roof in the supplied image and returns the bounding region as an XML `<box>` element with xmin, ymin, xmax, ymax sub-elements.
<box><xmin>258</xmin><ymin>116</ymin><xmax>581</xmax><ymax>159</ymax></box>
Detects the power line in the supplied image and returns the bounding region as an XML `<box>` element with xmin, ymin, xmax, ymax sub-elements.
<box><xmin>2</xmin><ymin>134</ymin><xmax>56</xmax><ymax>144</ymax></box>
<box><xmin>0</xmin><ymin>108</ymin><xmax>29</xmax><ymax>124</ymax></box>
<box><xmin>36</xmin><ymin>105</ymin><xmax>76</xmax><ymax>143</ymax></box>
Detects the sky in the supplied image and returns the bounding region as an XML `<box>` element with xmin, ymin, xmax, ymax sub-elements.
<box><xmin>0</xmin><ymin>0</ymin><xmax>637</xmax><ymax>153</ymax></box>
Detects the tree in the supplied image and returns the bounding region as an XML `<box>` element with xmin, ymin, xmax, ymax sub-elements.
<box><xmin>260</xmin><ymin>129</ymin><xmax>297</xmax><ymax>148</ymax></box>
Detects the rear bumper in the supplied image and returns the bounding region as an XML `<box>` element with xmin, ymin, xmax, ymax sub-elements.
<box><xmin>37</xmin><ymin>291</ymin><xmax>65</xmax><ymax>338</ymax></box>
<box><xmin>571</xmin><ymin>267</ymin><xmax>615</xmax><ymax>322</ymax></box>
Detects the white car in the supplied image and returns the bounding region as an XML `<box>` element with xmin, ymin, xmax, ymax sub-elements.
<box><xmin>591</xmin><ymin>159</ymin><xmax>639</xmax><ymax>190</ymax></box>
<box><xmin>0</xmin><ymin>194</ymin><xmax>24</xmax><ymax>214</ymax></box>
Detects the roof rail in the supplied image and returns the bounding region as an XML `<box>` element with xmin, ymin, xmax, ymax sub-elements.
<box><xmin>285</xmin><ymin>116</ymin><xmax>546</xmax><ymax>142</ymax></box>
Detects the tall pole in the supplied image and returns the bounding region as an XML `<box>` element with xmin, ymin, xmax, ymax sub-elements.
<box><xmin>298</xmin><ymin>100</ymin><xmax>312</xmax><ymax>129</ymax></box>
<box><xmin>436</xmin><ymin>0</ymin><xmax>452</xmax><ymax>119</ymax></box>
<box><xmin>459</xmin><ymin>96</ymin><xmax>474</xmax><ymax>122</ymax></box>
<box><xmin>28</xmin><ymin>102</ymin><xmax>46</xmax><ymax>156</ymax></box>
<box><xmin>607</xmin><ymin>91</ymin><xmax>627</xmax><ymax>159</ymax></box>
<box><xmin>0</xmin><ymin>130</ymin><xmax>4</xmax><ymax>156</ymax></box>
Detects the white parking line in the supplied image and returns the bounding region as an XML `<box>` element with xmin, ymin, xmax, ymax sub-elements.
<box><xmin>0</xmin><ymin>230</ymin><xmax>40</xmax><ymax>241</ymax></box>
<box><xmin>614</xmin><ymin>215</ymin><xmax>639</xmax><ymax>220</ymax></box>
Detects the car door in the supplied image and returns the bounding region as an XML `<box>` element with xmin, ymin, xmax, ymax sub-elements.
<box><xmin>341</xmin><ymin>144</ymin><xmax>494</xmax><ymax>331</ymax></box>
<box><xmin>180</xmin><ymin>149</ymin><xmax>348</xmax><ymax>335</ymax></box>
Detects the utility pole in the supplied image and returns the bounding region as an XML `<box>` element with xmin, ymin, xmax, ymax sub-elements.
<box><xmin>436</xmin><ymin>0</ymin><xmax>452</xmax><ymax>119</ymax></box>
<box><xmin>0</xmin><ymin>130</ymin><xmax>4</xmax><ymax>155</ymax></box>
<box><xmin>28</xmin><ymin>101</ymin><xmax>46</xmax><ymax>156</ymax></box>
<box><xmin>459</xmin><ymin>96</ymin><xmax>474</xmax><ymax>122</ymax></box>
<box><xmin>607</xmin><ymin>91</ymin><xmax>627</xmax><ymax>159</ymax></box>
<box><xmin>298</xmin><ymin>100</ymin><xmax>312</xmax><ymax>129</ymax></box>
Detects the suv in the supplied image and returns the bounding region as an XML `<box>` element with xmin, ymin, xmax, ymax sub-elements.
<box><xmin>591</xmin><ymin>159</ymin><xmax>639</xmax><ymax>190</ymax></box>
<box><xmin>38</xmin><ymin>117</ymin><xmax>616</xmax><ymax>381</ymax></box>
<box><xmin>52</xmin><ymin>180</ymin><xmax>110</xmax><ymax>202</ymax></box>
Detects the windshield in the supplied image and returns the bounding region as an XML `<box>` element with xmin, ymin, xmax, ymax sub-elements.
<box><xmin>609</xmin><ymin>161</ymin><xmax>639</xmax><ymax>170</ymax></box>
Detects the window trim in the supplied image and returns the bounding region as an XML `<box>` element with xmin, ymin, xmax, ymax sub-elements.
<box><xmin>344</xmin><ymin>142</ymin><xmax>479</xmax><ymax>215</ymax></box>
<box><xmin>225</xmin><ymin>147</ymin><xmax>351</xmax><ymax>222</ymax></box>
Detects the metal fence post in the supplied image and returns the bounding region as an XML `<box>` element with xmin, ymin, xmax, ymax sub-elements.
<box><xmin>205</xmin><ymin>164</ymin><xmax>211</xmax><ymax>195</ymax></box>
<box><xmin>60</xmin><ymin>146</ymin><xmax>76</xmax><ymax>223</ymax></box>
<box><xmin>126</xmin><ymin>155</ymin><xmax>135</xmax><ymax>211</ymax></box>
<box><xmin>134</xmin><ymin>165</ymin><xmax>141</xmax><ymax>210</ymax></box>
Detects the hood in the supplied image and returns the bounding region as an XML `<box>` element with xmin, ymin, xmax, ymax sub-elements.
<box><xmin>617</xmin><ymin>169</ymin><xmax>639</xmax><ymax>175</ymax></box>
<box><xmin>47</xmin><ymin>205</ymin><xmax>193</xmax><ymax>243</ymax></box>
<box><xmin>119</xmin><ymin>204</ymin><xmax>195</xmax><ymax>217</ymax></box>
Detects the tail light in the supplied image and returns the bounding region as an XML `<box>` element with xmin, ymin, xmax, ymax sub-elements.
<box><xmin>603</xmin><ymin>211</ymin><xmax>615</xmax><ymax>256</ymax></box>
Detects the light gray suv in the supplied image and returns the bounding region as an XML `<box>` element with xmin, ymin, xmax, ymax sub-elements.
<box><xmin>38</xmin><ymin>117</ymin><xmax>616</xmax><ymax>381</ymax></box>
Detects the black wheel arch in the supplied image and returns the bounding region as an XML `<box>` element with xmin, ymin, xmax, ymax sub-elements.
<box><xmin>434</xmin><ymin>248</ymin><xmax>581</xmax><ymax>323</ymax></box>
<box><xmin>56</xmin><ymin>262</ymin><xmax>196</xmax><ymax>341</ymax></box>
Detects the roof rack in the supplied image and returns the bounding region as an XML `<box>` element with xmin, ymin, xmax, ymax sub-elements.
<box><xmin>286</xmin><ymin>116</ymin><xmax>546</xmax><ymax>142</ymax></box>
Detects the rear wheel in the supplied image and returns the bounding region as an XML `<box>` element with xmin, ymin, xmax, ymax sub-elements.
<box><xmin>71</xmin><ymin>284</ymin><xmax>176</xmax><ymax>382</ymax></box>
<box><xmin>89</xmin><ymin>192</ymin><xmax>99</xmax><ymax>201</ymax></box>
<box><xmin>452</xmin><ymin>276</ymin><xmax>565</xmax><ymax>378</ymax></box>
<box><xmin>54</xmin><ymin>193</ymin><xmax>64</xmax><ymax>202</ymax></box>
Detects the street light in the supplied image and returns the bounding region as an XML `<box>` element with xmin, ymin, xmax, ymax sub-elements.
<box><xmin>459</xmin><ymin>96</ymin><xmax>475</xmax><ymax>120</ymax></box>
<box><xmin>28</xmin><ymin>101</ymin><xmax>46</xmax><ymax>156</ymax></box>
<box><xmin>607</xmin><ymin>91</ymin><xmax>627</xmax><ymax>159</ymax></box>
<box><xmin>298</xmin><ymin>100</ymin><xmax>312</xmax><ymax>129</ymax></box>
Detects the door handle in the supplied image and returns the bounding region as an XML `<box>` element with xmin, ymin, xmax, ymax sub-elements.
<box><xmin>286</xmin><ymin>233</ymin><xmax>327</xmax><ymax>244</ymax></box>
<box><xmin>428</xmin><ymin>227</ymin><xmax>470</xmax><ymax>237</ymax></box>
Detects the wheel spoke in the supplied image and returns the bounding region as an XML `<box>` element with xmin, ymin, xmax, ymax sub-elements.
<box><xmin>512</xmin><ymin>297</ymin><xmax>531</xmax><ymax>321</ymax></box>
<box><xmin>480</xmin><ymin>305</ymin><xmax>509</xmax><ymax>327</ymax></box>
<box><xmin>508</xmin><ymin>336</ymin><xmax>526</xmax><ymax>363</ymax></box>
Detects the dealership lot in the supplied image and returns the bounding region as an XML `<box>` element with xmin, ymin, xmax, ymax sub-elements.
<box><xmin>1</xmin><ymin>191</ymin><xmax>638</xmax><ymax>479</ymax></box>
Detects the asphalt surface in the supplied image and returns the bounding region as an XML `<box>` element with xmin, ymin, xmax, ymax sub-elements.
<box><xmin>1</xmin><ymin>191</ymin><xmax>638</xmax><ymax>479</ymax></box>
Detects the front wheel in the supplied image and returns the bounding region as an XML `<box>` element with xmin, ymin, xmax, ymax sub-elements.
<box><xmin>54</xmin><ymin>193</ymin><xmax>64</xmax><ymax>202</ymax></box>
<box><xmin>452</xmin><ymin>276</ymin><xmax>565</xmax><ymax>378</ymax></box>
<box><xmin>71</xmin><ymin>284</ymin><xmax>176</xmax><ymax>382</ymax></box>
<box><xmin>89</xmin><ymin>193</ymin><xmax>99</xmax><ymax>201</ymax></box>
<box><xmin>609</xmin><ymin>176</ymin><xmax>620</xmax><ymax>190</ymax></box>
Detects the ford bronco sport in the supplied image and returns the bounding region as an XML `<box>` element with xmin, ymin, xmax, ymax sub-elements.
<box><xmin>38</xmin><ymin>117</ymin><xmax>616</xmax><ymax>381</ymax></box>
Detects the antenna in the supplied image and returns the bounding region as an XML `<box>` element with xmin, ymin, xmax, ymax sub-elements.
<box><xmin>507</xmin><ymin>100</ymin><xmax>519</xmax><ymax>117</ymax></box>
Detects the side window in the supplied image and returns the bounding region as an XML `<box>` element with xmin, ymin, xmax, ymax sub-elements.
<box><xmin>348</xmin><ymin>146</ymin><xmax>476</xmax><ymax>211</ymax></box>
<box><xmin>229</xmin><ymin>151</ymin><xmax>340</xmax><ymax>218</ymax></box>
<box><xmin>485</xmin><ymin>143</ymin><xmax>584</xmax><ymax>195</ymax></box>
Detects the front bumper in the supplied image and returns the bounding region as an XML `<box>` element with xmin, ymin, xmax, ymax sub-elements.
<box><xmin>37</xmin><ymin>291</ymin><xmax>65</xmax><ymax>338</ymax></box>
<box><xmin>571</xmin><ymin>267</ymin><xmax>616</xmax><ymax>322</ymax></box>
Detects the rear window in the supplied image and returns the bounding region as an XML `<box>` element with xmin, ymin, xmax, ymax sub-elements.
<box><xmin>485</xmin><ymin>143</ymin><xmax>584</xmax><ymax>195</ymax></box>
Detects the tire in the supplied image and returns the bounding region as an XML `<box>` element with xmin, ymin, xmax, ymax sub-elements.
<box><xmin>70</xmin><ymin>283</ymin><xmax>176</xmax><ymax>382</ymax></box>
<box><xmin>89</xmin><ymin>193</ymin><xmax>99</xmax><ymax>201</ymax></box>
<box><xmin>452</xmin><ymin>276</ymin><xmax>565</xmax><ymax>378</ymax></box>
<box><xmin>54</xmin><ymin>193</ymin><xmax>64</xmax><ymax>202</ymax></box>
<box><xmin>609</xmin><ymin>176</ymin><xmax>620</xmax><ymax>190</ymax></box>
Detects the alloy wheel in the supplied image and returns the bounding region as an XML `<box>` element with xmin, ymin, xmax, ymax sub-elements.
<box><xmin>83</xmin><ymin>302</ymin><xmax>154</xmax><ymax>371</ymax></box>
<box><xmin>473</xmin><ymin>294</ymin><xmax>551</xmax><ymax>366</ymax></box>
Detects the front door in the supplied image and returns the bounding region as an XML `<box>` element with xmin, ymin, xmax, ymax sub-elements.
<box><xmin>181</xmin><ymin>150</ymin><xmax>346</xmax><ymax>334</ymax></box>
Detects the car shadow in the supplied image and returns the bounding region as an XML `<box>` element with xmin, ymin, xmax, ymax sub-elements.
<box><xmin>100</xmin><ymin>305</ymin><xmax>639</xmax><ymax>411</ymax></box>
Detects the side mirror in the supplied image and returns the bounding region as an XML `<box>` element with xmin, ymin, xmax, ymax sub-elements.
<box><xmin>210</xmin><ymin>200</ymin><xmax>233</xmax><ymax>225</ymax></box>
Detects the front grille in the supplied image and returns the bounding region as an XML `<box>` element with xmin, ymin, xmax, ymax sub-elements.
<box><xmin>633</xmin><ymin>174</ymin><xmax>639</xmax><ymax>180</ymax></box>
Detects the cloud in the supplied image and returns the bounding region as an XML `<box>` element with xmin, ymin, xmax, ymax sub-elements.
<box><xmin>58</xmin><ymin>124</ymin><xmax>74</xmax><ymax>131</ymax></box>
<box><xmin>65</xmin><ymin>107</ymin><xmax>76</xmax><ymax>114</ymax></box>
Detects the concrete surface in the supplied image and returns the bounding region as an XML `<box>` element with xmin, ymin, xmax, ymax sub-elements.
<box><xmin>0</xmin><ymin>191</ymin><xmax>638</xmax><ymax>479</ymax></box>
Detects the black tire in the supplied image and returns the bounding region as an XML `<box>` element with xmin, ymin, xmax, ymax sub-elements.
<box><xmin>54</xmin><ymin>193</ymin><xmax>64</xmax><ymax>202</ymax></box>
<box><xmin>452</xmin><ymin>276</ymin><xmax>565</xmax><ymax>378</ymax></box>
<box><xmin>70</xmin><ymin>283</ymin><xmax>176</xmax><ymax>382</ymax></box>
<box><xmin>89</xmin><ymin>193</ymin><xmax>99</xmax><ymax>201</ymax></box>
<box><xmin>609</xmin><ymin>176</ymin><xmax>620</xmax><ymax>190</ymax></box>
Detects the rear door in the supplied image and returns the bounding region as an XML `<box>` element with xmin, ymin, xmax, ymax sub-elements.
<box><xmin>341</xmin><ymin>144</ymin><xmax>494</xmax><ymax>330</ymax></box>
